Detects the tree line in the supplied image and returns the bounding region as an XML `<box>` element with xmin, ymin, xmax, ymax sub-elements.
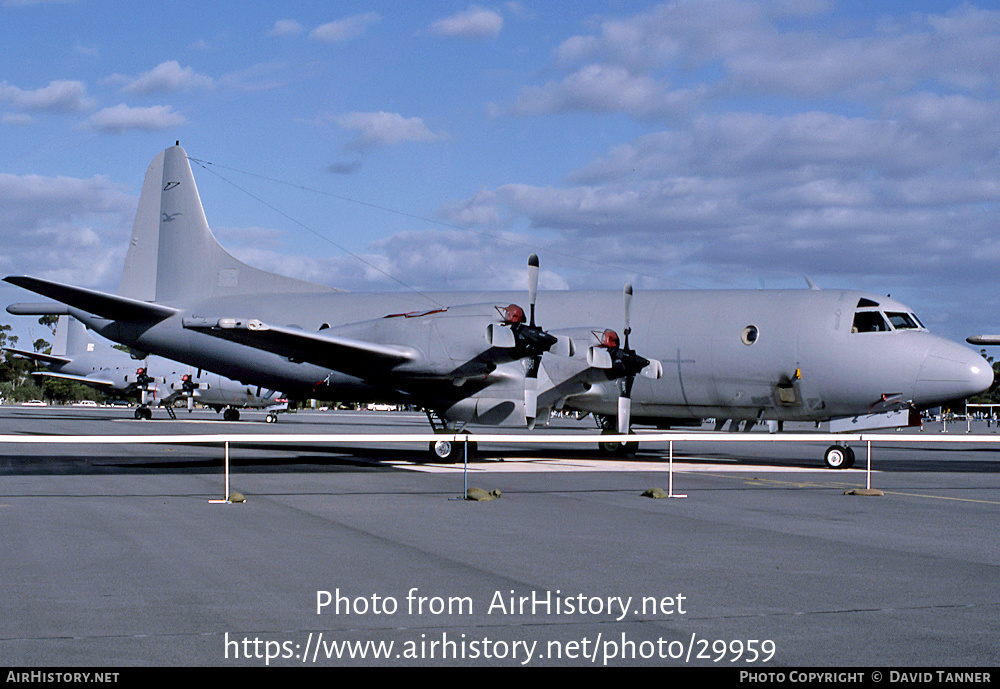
<box><xmin>0</xmin><ymin>319</ymin><xmax>107</xmax><ymax>405</ymax></box>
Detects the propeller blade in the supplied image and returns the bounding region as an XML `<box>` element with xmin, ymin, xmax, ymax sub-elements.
<box><xmin>641</xmin><ymin>358</ymin><xmax>664</xmax><ymax>379</ymax></box>
<box><xmin>525</xmin><ymin>379</ymin><xmax>538</xmax><ymax>430</ymax></box>
<box><xmin>524</xmin><ymin>254</ymin><xmax>543</xmax><ymax>428</ymax></box>
<box><xmin>623</xmin><ymin>283</ymin><xmax>633</xmax><ymax>337</ymax></box>
<box><xmin>618</xmin><ymin>283</ymin><xmax>637</xmax><ymax>434</ymax></box>
<box><xmin>527</xmin><ymin>253</ymin><xmax>539</xmax><ymax>327</ymax></box>
<box><xmin>524</xmin><ymin>353</ymin><xmax>541</xmax><ymax>428</ymax></box>
<box><xmin>587</xmin><ymin>344</ymin><xmax>614</xmax><ymax>368</ymax></box>
<box><xmin>617</xmin><ymin>395</ymin><xmax>631</xmax><ymax>434</ymax></box>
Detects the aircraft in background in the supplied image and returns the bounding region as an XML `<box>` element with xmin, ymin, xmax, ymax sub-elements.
<box><xmin>5</xmin><ymin>144</ymin><xmax>993</xmax><ymax>467</ymax></box>
<box><xmin>4</xmin><ymin>315</ymin><xmax>286</xmax><ymax>422</ymax></box>
<box><xmin>967</xmin><ymin>335</ymin><xmax>1000</xmax><ymax>346</ymax></box>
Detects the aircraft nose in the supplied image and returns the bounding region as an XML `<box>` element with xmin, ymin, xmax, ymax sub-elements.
<box><xmin>915</xmin><ymin>338</ymin><xmax>994</xmax><ymax>404</ymax></box>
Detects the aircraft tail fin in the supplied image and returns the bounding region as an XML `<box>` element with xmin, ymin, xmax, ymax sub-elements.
<box><xmin>54</xmin><ymin>315</ymin><xmax>100</xmax><ymax>358</ymax></box>
<box><xmin>118</xmin><ymin>144</ymin><xmax>330</xmax><ymax>305</ymax></box>
<box><xmin>51</xmin><ymin>315</ymin><xmax>70</xmax><ymax>356</ymax></box>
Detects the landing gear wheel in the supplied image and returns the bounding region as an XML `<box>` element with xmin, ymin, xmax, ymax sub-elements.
<box><xmin>134</xmin><ymin>406</ymin><xmax>152</xmax><ymax>420</ymax></box>
<box><xmin>223</xmin><ymin>408</ymin><xmax>240</xmax><ymax>421</ymax></box>
<box><xmin>598</xmin><ymin>429</ymin><xmax>636</xmax><ymax>456</ymax></box>
<box><xmin>429</xmin><ymin>439</ymin><xmax>463</xmax><ymax>463</ymax></box>
<box><xmin>824</xmin><ymin>444</ymin><xmax>855</xmax><ymax>469</ymax></box>
<box><xmin>265</xmin><ymin>413</ymin><xmax>277</xmax><ymax>423</ymax></box>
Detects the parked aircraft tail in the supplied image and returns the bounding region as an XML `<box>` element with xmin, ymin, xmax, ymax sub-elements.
<box><xmin>118</xmin><ymin>143</ymin><xmax>330</xmax><ymax>305</ymax></box>
<box><xmin>52</xmin><ymin>315</ymin><xmax>94</xmax><ymax>358</ymax></box>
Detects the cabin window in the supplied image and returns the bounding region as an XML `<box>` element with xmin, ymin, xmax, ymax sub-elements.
<box><xmin>851</xmin><ymin>311</ymin><xmax>889</xmax><ymax>333</ymax></box>
<box><xmin>741</xmin><ymin>325</ymin><xmax>759</xmax><ymax>345</ymax></box>
<box><xmin>885</xmin><ymin>312</ymin><xmax>919</xmax><ymax>330</ymax></box>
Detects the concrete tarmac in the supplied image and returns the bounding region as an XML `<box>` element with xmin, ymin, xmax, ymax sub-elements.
<box><xmin>1</xmin><ymin>406</ymin><xmax>998</xmax><ymax>667</ymax></box>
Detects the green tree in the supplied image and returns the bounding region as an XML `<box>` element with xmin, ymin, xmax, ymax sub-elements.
<box><xmin>38</xmin><ymin>315</ymin><xmax>58</xmax><ymax>336</ymax></box>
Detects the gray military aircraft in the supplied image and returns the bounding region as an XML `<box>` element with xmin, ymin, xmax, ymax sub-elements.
<box><xmin>5</xmin><ymin>144</ymin><xmax>993</xmax><ymax>467</ymax></box>
<box><xmin>5</xmin><ymin>315</ymin><xmax>286</xmax><ymax>421</ymax></box>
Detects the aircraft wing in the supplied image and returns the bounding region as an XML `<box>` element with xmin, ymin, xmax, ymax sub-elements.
<box><xmin>31</xmin><ymin>370</ymin><xmax>118</xmax><ymax>388</ymax></box>
<box><xmin>182</xmin><ymin>317</ymin><xmax>419</xmax><ymax>377</ymax></box>
<box><xmin>3</xmin><ymin>347</ymin><xmax>71</xmax><ymax>366</ymax></box>
<box><xmin>4</xmin><ymin>276</ymin><xmax>178</xmax><ymax>322</ymax></box>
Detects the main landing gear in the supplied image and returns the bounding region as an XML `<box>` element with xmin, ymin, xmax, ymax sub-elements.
<box><xmin>428</xmin><ymin>433</ymin><xmax>477</xmax><ymax>463</ymax></box>
<box><xmin>824</xmin><ymin>444</ymin><xmax>856</xmax><ymax>469</ymax></box>
<box><xmin>424</xmin><ymin>410</ymin><xmax>476</xmax><ymax>463</ymax></box>
<box><xmin>595</xmin><ymin>415</ymin><xmax>638</xmax><ymax>456</ymax></box>
<box><xmin>598</xmin><ymin>429</ymin><xmax>638</xmax><ymax>456</ymax></box>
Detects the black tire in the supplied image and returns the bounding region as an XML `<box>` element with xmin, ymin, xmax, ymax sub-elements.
<box><xmin>223</xmin><ymin>408</ymin><xmax>240</xmax><ymax>421</ymax></box>
<box><xmin>598</xmin><ymin>430</ymin><xmax>636</xmax><ymax>456</ymax></box>
<box><xmin>844</xmin><ymin>446</ymin><xmax>856</xmax><ymax>469</ymax></box>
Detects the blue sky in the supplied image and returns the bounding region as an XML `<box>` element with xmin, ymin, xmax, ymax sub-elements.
<box><xmin>1</xmin><ymin>0</ymin><xmax>999</xmax><ymax>350</ymax></box>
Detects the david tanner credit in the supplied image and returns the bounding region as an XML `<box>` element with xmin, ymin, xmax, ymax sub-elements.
<box><xmin>892</xmin><ymin>672</ymin><xmax>990</xmax><ymax>683</ymax></box>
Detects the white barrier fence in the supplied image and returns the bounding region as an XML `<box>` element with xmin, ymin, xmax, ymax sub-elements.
<box><xmin>2</xmin><ymin>431</ymin><xmax>998</xmax><ymax>502</ymax></box>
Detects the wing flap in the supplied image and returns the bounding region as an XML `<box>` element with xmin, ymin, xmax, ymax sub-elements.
<box><xmin>4</xmin><ymin>276</ymin><xmax>178</xmax><ymax>322</ymax></box>
<box><xmin>182</xmin><ymin>317</ymin><xmax>419</xmax><ymax>375</ymax></box>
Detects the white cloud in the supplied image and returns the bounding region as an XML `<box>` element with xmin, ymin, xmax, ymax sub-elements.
<box><xmin>224</xmin><ymin>226</ymin><xmax>568</xmax><ymax>294</ymax></box>
<box><xmin>547</xmin><ymin>0</ymin><xmax>1000</xmax><ymax>102</ymax></box>
<box><xmin>80</xmin><ymin>104</ymin><xmax>186</xmax><ymax>134</ymax></box>
<box><xmin>2</xmin><ymin>113</ymin><xmax>33</xmax><ymax>126</ymax></box>
<box><xmin>431</xmin><ymin>5</ymin><xmax>503</xmax><ymax>39</ymax></box>
<box><xmin>269</xmin><ymin>19</ymin><xmax>304</xmax><ymax>37</ymax></box>
<box><xmin>335</xmin><ymin>111</ymin><xmax>447</xmax><ymax>151</ymax></box>
<box><xmin>115</xmin><ymin>61</ymin><xmax>214</xmax><ymax>95</ymax></box>
<box><xmin>0</xmin><ymin>172</ymin><xmax>135</xmax><ymax>290</ymax></box>
<box><xmin>0</xmin><ymin>79</ymin><xmax>94</xmax><ymax>113</ymax></box>
<box><xmin>309</xmin><ymin>13</ymin><xmax>379</xmax><ymax>42</ymax></box>
<box><xmin>441</xmin><ymin>90</ymin><xmax>1000</xmax><ymax>325</ymax></box>
<box><xmin>512</xmin><ymin>64</ymin><xmax>706</xmax><ymax>119</ymax></box>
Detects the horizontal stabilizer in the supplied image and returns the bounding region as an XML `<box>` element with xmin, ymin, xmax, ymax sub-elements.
<box><xmin>4</xmin><ymin>276</ymin><xmax>178</xmax><ymax>322</ymax></box>
<box><xmin>182</xmin><ymin>317</ymin><xmax>418</xmax><ymax>376</ymax></box>
<box><xmin>6</xmin><ymin>302</ymin><xmax>71</xmax><ymax>316</ymax></box>
<box><xmin>31</xmin><ymin>370</ymin><xmax>117</xmax><ymax>387</ymax></box>
<box><xmin>3</xmin><ymin>347</ymin><xmax>71</xmax><ymax>366</ymax></box>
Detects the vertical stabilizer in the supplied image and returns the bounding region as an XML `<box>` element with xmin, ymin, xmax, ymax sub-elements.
<box><xmin>53</xmin><ymin>315</ymin><xmax>97</xmax><ymax>357</ymax></box>
<box><xmin>51</xmin><ymin>315</ymin><xmax>70</xmax><ymax>357</ymax></box>
<box><xmin>118</xmin><ymin>152</ymin><xmax>164</xmax><ymax>301</ymax></box>
<box><xmin>118</xmin><ymin>144</ymin><xmax>331</xmax><ymax>307</ymax></box>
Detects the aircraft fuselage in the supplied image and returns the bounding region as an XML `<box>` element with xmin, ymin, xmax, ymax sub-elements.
<box><xmin>72</xmin><ymin>285</ymin><xmax>990</xmax><ymax>426</ymax></box>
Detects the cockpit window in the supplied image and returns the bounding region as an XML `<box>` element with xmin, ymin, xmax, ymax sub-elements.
<box><xmin>885</xmin><ymin>312</ymin><xmax>919</xmax><ymax>330</ymax></box>
<box><xmin>857</xmin><ymin>297</ymin><xmax>880</xmax><ymax>308</ymax></box>
<box><xmin>852</xmin><ymin>311</ymin><xmax>889</xmax><ymax>333</ymax></box>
